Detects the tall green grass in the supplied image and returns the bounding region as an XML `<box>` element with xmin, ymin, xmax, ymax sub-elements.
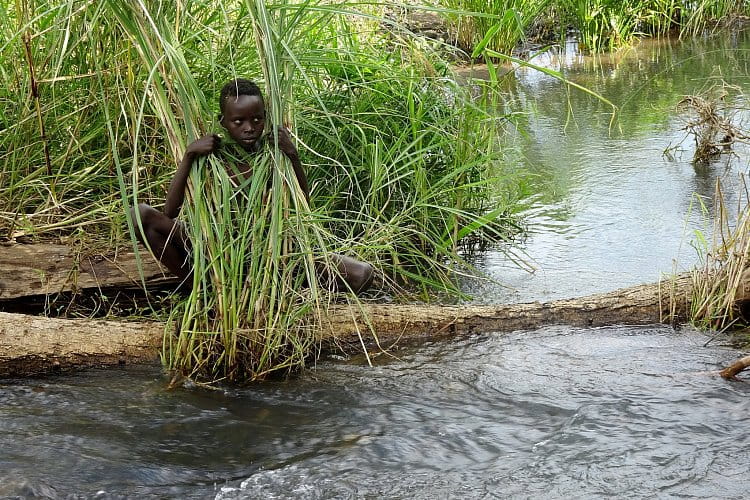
<box><xmin>433</xmin><ymin>0</ymin><xmax>750</xmax><ymax>54</ymax></box>
<box><xmin>1</xmin><ymin>0</ymin><xmax>522</xmax><ymax>381</ymax></box>
<box><xmin>559</xmin><ymin>0</ymin><xmax>643</xmax><ymax>52</ymax></box>
<box><xmin>438</xmin><ymin>0</ymin><xmax>551</xmax><ymax>54</ymax></box>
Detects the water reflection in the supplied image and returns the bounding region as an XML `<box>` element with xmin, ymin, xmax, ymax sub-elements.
<box><xmin>465</xmin><ymin>31</ymin><xmax>750</xmax><ymax>304</ymax></box>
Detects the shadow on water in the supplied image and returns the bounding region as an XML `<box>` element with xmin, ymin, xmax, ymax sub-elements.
<box><xmin>5</xmin><ymin>32</ymin><xmax>750</xmax><ymax>498</ymax></box>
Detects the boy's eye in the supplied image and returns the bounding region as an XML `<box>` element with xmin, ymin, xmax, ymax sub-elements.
<box><xmin>233</xmin><ymin>120</ymin><xmax>242</xmax><ymax>125</ymax></box>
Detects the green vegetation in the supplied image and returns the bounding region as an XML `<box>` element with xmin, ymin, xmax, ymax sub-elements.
<box><xmin>683</xmin><ymin>179</ymin><xmax>750</xmax><ymax>332</ymax></box>
<box><xmin>434</xmin><ymin>0</ymin><xmax>750</xmax><ymax>54</ymax></box>
<box><xmin>6</xmin><ymin>0</ymin><xmax>742</xmax><ymax>381</ymax></box>
<box><xmin>439</xmin><ymin>0</ymin><xmax>551</xmax><ymax>54</ymax></box>
<box><xmin>0</xmin><ymin>0</ymin><xmax>521</xmax><ymax>382</ymax></box>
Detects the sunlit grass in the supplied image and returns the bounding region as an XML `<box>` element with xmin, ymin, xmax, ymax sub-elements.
<box><xmin>434</xmin><ymin>0</ymin><xmax>749</xmax><ymax>54</ymax></box>
<box><xmin>437</xmin><ymin>0</ymin><xmax>550</xmax><ymax>54</ymax></box>
<box><xmin>1</xmin><ymin>0</ymin><xmax>525</xmax><ymax>381</ymax></box>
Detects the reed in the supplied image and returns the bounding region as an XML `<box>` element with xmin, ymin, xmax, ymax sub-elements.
<box><xmin>686</xmin><ymin>178</ymin><xmax>750</xmax><ymax>331</ymax></box>
<box><xmin>435</xmin><ymin>0</ymin><xmax>750</xmax><ymax>54</ymax></box>
<box><xmin>559</xmin><ymin>0</ymin><xmax>643</xmax><ymax>52</ymax></box>
<box><xmin>438</xmin><ymin>0</ymin><xmax>550</xmax><ymax>54</ymax></box>
<box><xmin>1</xmin><ymin>0</ymin><xmax>523</xmax><ymax>381</ymax></box>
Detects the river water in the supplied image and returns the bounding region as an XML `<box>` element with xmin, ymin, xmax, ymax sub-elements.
<box><xmin>4</xmin><ymin>33</ymin><xmax>750</xmax><ymax>499</ymax></box>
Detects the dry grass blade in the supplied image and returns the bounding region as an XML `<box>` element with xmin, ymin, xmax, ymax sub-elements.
<box><xmin>687</xmin><ymin>176</ymin><xmax>750</xmax><ymax>331</ymax></box>
<box><xmin>677</xmin><ymin>81</ymin><xmax>749</xmax><ymax>165</ymax></box>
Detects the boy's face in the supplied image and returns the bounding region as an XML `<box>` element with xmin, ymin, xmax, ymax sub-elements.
<box><xmin>220</xmin><ymin>94</ymin><xmax>266</xmax><ymax>151</ymax></box>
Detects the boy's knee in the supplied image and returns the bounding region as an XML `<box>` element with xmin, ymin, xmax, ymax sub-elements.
<box><xmin>349</xmin><ymin>261</ymin><xmax>374</xmax><ymax>294</ymax></box>
<box><xmin>131</xmin><ymin>203</ymin><xmax>164</xmax><ymax>229</ymax></box>
<box><xmin>129</xmin><ymin>203</ymin><xmax>154</xmax><ymax>241</ymax></box>
<box><xmin>131</xmin><ymin>203</ymin><xmax>153</xmax><ymax>221</ymax></box>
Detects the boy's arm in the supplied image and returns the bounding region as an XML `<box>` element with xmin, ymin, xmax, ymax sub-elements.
<box><xmin>276</xmin><ymin>127</ymin><xmax>310</xmax><ymax>203</ymax></box>
<box><xmin>164</xmin><ymin>134</ymin><xmax>220</xmax><ymax>218</ymax></box>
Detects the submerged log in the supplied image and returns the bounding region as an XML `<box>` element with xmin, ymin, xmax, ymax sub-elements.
<box><xmin>0</xmin><ymin>275</ymin><xmax>694</xmax><ymax>377</ymax></box>
<box><xmin>719</xmin><ymin>355</ymin><xmax>750</xmax><ymax>379</ymax></box>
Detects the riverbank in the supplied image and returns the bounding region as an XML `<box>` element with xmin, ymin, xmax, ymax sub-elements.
<box><xmin>6</xmin><ymin>18</ymin><xmax>750</xmax><ymax>498</ymax></box>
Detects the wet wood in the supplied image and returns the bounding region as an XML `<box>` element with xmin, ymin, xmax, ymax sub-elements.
<box><xmin>0</xmin><ymin>312</ymin><xmax>162</xmax><ymax>377</ymax></box>
<box><xmin>0</xmin><ymin>242</ymin><xmax>177</xmax><ymax>299</ymax></box>
<box><xmin>719</xmin><ymin>355</ymin><xmax>750</xmax><ymax>379</ymax></box>
<box><xmin>0</xmin><ymin>275</ymin><xmax>693</xmax><ymax>377</ymax></box>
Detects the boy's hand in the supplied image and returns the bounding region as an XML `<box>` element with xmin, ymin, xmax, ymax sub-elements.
<box><xmin>275</xmin><ymin>127</ymin><xmax>298</xmax><ymax>158</ymax></box>
<box><xmin>186</xmin><ymin>134</ymin><xmax>221</xmax><ymax>157</ymax></box>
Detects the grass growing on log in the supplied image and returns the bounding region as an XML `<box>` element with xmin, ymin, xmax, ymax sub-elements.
<box><xmin>687</xmin><ymin>178</ymin><xmax>750</xmax><ymax>331</ymax></box>
<box><xmin>668</xmin><ymin>82</ymin><xmax>750</xmax><ymax>331</ymax></box>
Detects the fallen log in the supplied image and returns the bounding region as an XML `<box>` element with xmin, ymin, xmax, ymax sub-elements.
<box><xmin>0</xmin><ymin>242</ymin><xmax>176</xmax><ymax>300</ymax></box>
<box><xmin>0</xmin><ymin>313</ymin><xmax>162</xmax><ymax>377</ymax></box>
<box><xmin>0</xmin><ymin>275</ymin><xmax>693</xmax><ymax>377</ymax></box>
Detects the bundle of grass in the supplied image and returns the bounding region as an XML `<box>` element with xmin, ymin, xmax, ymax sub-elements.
<box><xmin>162</xmin><ymin>1</ymin><xmax>340</xmax><ymax>384</ymax></box>
<box><xmin>165</xmin><ymin>148</ymin><xmax>321</xmax><ymax>383</ymax></box>
<box><xmin>687</xmin><ymin>177</ymin><xmax>750</xmax><ymax>331</ymax></box>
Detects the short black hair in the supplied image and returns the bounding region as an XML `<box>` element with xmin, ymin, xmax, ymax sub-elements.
<box><xmin>219</xmin><ymin>79</ymin><xmax>263</xmax><ymax>114</ymax></box>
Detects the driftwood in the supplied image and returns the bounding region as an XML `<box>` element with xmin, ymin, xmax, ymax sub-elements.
<box><xmin>0</xmin><ymin>254</ymin><xmax>694</xmax><ymax>377</ymax></box>
<box><xmin>719</xmin><ymin>355</ymin><xmax>750</xmax><ymax>379</ymax></box>
<box><xmin>0</xmin><ymin>242</ymin><xmax>175</xmax><ymax>300</ymax></box>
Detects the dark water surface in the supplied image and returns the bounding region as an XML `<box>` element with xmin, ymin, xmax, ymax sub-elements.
<box><xmin>2</xmin><ymin>327</ymin><xmax>749</xmax><ymax>498</ymax></box>
<box><xmin>5</xmin><ymin>33</ymin><xmax>750</xmax><ymax>498</ymax></box>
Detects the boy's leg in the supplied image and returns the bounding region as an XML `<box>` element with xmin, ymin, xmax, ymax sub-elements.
<box><xmin>330</xmin><ymin>254</ymin><xmax>374</xmax><ymax>294</ymax></box>
<box><xmin>129</xmin><ymin>203</ymin><xmax>192</xmax><ymax>283</ymax></box>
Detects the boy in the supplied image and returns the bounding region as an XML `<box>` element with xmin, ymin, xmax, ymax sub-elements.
<box><xmin>131</xmin><ymin>78</ymin><xmax>373</xmax><ymax>293</ymax></box>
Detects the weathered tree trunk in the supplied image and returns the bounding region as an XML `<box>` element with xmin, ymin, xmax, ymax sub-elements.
<box><xmin>0</xmin><ymin>274</ymin><xmax>693</xmax><ymax>377</ymax></box>
<box><xmin>0</xmin><ymin>312</ymin><xmax>162</xmax><ymax>377</ymax></box>
<box><xmin>0</xmin><ymin>242</ymin><xmax>175</xmax><ymax>299</ymax></box>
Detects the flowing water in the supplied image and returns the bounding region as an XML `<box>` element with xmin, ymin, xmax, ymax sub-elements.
<box><xmin>4</xmin><ymin>33</ymin><xmax>750</xmax><ymax>499</ymax></box>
